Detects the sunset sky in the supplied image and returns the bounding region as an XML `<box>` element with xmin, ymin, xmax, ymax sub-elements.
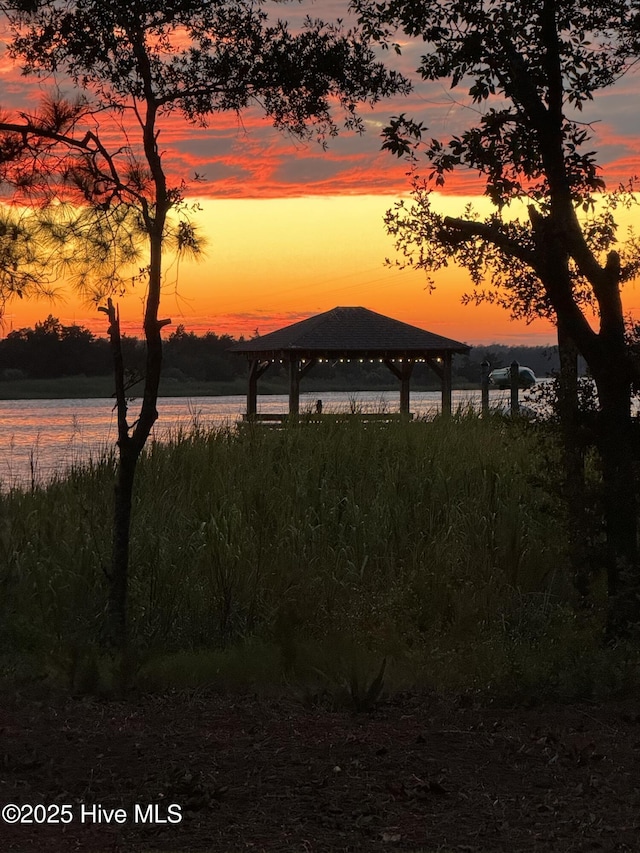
<box><xmin>2</xmin><ymin>2</ymin><xmax>640</xmax><ymax>346</ymax></box>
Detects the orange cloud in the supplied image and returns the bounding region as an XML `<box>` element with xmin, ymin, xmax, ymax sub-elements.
<box><xmin>1</xmin><ymin>11</ymin><xmax>639</xmax><ymax>348</ymax></box>
<box><xmin>0</xmin><ymin>22</ymin><xmax>635</xmax><ymax>201</ymax></box>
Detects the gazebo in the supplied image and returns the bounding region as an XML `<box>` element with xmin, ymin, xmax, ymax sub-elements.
<box><xmin>230</xmin><ymin>306</ymin><xmax>471</xmax><ymax>419</ymax></box>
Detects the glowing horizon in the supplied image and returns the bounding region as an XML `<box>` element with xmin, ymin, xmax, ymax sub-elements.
<box><xmin>1</xmin><ymin>194</ymin><xmax>570</xmax><ymax>347</ymax></box>
<box><xmin>1</xmin><ymin>4</ymin><xmax>640</xmax><ymax>348</ymax></box>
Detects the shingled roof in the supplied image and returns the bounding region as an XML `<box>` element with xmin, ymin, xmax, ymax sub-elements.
<box><xmin>230</xmin><ymin>307</ymin><xmax>470</xmax><ymax>359</ymax></box>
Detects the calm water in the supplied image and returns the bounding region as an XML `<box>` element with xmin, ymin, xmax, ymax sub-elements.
<box><xmin>0</xmin><ymin>389</ymin><xmax>512</xmax><ymax>488</ymax></box>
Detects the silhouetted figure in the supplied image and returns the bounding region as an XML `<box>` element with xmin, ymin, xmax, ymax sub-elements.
<box><xmin>315</xmin><ymin>399</ymin><xmax>323</xmax><ymax>414</ymax></box>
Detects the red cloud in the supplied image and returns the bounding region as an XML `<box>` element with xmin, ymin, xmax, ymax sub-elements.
<box><xmin>0</xmin><ymin>23</ymin><xmax>635</xmax><ymax>202</ymax></box>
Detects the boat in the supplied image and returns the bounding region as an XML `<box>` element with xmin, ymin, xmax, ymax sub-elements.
<box><xmin>488</xmin><ymin>366</ymin><xmax>536</xmax><ymax>389</ymax></box>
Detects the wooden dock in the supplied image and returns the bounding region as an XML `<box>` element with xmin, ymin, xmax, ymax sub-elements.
<box><xmin>240</xmin><ymin>412</ymin><xmax>415</xmax><ymax>427</ymax></box>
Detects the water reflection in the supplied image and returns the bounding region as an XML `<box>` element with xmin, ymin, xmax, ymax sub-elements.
<box><xmin>0</xmin><ymin>390</ymin><xmax>510</xmax><ymax>489</ymax></box>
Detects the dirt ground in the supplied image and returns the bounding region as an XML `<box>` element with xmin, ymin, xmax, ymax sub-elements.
<box><xmin>1</xmin><ymin>688</ymin><xmax>640</xmax><ymax>852</ymax></box>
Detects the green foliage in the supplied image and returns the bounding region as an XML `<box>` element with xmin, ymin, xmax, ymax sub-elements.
<box><xmin>356</xmin><ymin>0</ymin><xmax>626</xmax><ymax>199</ymax></box>
<box><xmin>355</xmin><ymin>0</ymin><xmax>640</xmax><ymax>628</ymax></box>
<box><xmin>2</xmin><ymin>417</ymin><xmax>634</xmax><ymax>700</ymax></box>
<box><xmin>0</xmin><ymin>206</ymin><xmax>57</xmax><ymax>305</ymax></box>
<box><xmin>2</xmin><ymin>0</ymin><xmax>409</xmax><ymax>285</ymax></box>
<box><xmin>354</xmin><ymin>0</ymin><xmax>640</xmax><ymax>324</ymax></box>
<box><xmin>1</xmin><ymin>0</ymin><xmax>407</xmax><ymax>651</ymax></box>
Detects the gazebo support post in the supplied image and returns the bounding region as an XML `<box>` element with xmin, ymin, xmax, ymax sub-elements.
<box><xmin>399</xmin><ymin>362</ymin><xmax>413</xmax><ymax>416</ymax></box>
<box><xmin>426</xmin><ymin>355</ymin><xmax>452</xmax><ymax>418</ymax></box>
<box><xmin>289</xmin><ymin>357</ymin><xmax>300</xmax><ymax>418</ymax></box>
<box><xmin>288</xmin><ymin>357</ymin><xmax>317</xmax><ymax>419</ymax></box>
<box><xmin>442</xmin><ymin>352</ymin><xmax>453</xmax><ymax>417</ymax></box>
<box><xmin>384</xmin><ymin>359</ymin><xmax>414</xmax><ymax>416</ymax></box>
<box><xmin>247</xmin><ymin>359</ymin><xmax>271</xmax><ymax>421</ymax></box>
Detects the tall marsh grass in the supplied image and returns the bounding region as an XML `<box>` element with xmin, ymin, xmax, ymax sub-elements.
<box><xmin>0</xmin><ymin>416</ymin><xmax>628</xmax><ymax>698</ymax></box>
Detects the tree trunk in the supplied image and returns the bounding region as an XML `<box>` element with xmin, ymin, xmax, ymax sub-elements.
<box><xmin>595</xmin><ymin>370</ymin><xmax>639</xmax><ymax>634</ymax></box>
<box><xmin>556</xmin><ymin>322</ymin><xmax>589</xmax><ymax>596</ymax></box>
<box><xmin>107</xmin><ymin>443</ymin><xmax>139</xmax><ymax>649</ymax></box>
<box><xmin>101</xmin><ymin>297</ymin><xmax>145</xmax><ymax>650</ymax></box>
<box><xmin>100</xmin><ymin>43</ymin><xmax>170</xmax><ymax>654</ymax></box>
<box><xmin>531</xmin><ymin>206</ymin><xmax>639</xmax><ymax>631</ymax></box>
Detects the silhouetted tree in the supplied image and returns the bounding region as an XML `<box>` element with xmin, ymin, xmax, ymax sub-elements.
<box><xmin>0</xmin><ymin>205</ymin><xmax>59</xmax><ymax>312</ymax></box>
<box><xmin>0</xmin><ymin>315</ymin><xmax>113</xmax><ymax>377</ymax></box>
<box><xmin>354</xmin><ymin>0</ymin><xmax>640</xmax><ymax>631</ymax></box>
<box><xmin>164</xmin><ymin>326</ymin><xmax>242</xmax><ymax>382</ymax></box>
<box><xmin>0</xmin><ymin>0</ymin><xmax>407</xmax><ymax>649</ymax></box>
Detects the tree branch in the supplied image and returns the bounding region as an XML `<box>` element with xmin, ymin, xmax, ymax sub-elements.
<box><xmin>442</xmin><ymin>215</ymin><xmax>538</xmax><ymax>268</ymax></box>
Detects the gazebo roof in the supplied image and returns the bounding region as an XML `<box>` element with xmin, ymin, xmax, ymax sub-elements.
<box><xmin>230</xmin><ymin>306</ymin><xmax>470</xmax><ymax>359</ymax></box>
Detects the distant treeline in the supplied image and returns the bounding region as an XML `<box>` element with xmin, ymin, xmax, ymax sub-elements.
<box><xmin>0</xmin><ymin>317</ymin><xmax>245</xmax><ymax>383</ymax></box>
<box><xmin>0</xmin><ymin>315</ymin><xmax>565</xmax><ymax>388</ymax></box>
